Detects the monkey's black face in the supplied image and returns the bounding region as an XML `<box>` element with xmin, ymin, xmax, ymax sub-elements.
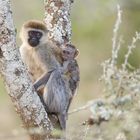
<box><xmin>28</xmin><ymin>30</ymin><xmax>43</xmax><ymax>47</ymax></box>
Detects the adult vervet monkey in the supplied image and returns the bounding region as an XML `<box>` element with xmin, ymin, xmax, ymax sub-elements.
<box><xmin>19</xmin><ymin>20</ymin><xmax>72</xmax><ymax>129</ymax></box>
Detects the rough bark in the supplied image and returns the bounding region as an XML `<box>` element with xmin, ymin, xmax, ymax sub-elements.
<box><xmin>0</xmin><ymin>0</ymin><xmax>52</xmax><ymax>139</ymax></box>
<box><xmin>44</xmin><ymin>0</ymin><xmax>73</xmax><ymax>44</ymax></box>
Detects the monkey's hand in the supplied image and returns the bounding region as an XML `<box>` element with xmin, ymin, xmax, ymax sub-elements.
<box><xmin>33</xmin><ymin>82</ymin><xmax>42</xmax><ymax>91</ymax></box>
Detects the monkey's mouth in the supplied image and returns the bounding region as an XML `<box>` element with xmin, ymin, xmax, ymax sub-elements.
<box><xmin>28</xmin><ymin>38</ymin><xmax>39</xmax><ymax>47</ymax></box>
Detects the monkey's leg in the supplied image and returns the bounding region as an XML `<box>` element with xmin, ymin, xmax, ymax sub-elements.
<box><xmin>58</xmin><ymin>114</ymin><xmax>66</xmax><ymax>130</ymax></box>
<box><xmin>33</xmin><ymin>70</ymin><xmax>53</xmax><ymax>91</ymax></box>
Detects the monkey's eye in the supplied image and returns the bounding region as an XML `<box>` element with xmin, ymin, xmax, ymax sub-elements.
<box><xmin>28</xmin><ymin>31</ymin><xmax>34</xmax><ymax>37</ymax></box>
<box><xmin>63</xmin><ymin>50</ymin><xmax>70</xmax><ymax>55</ymax></box>
<box><xmin>28</xmin><ymin>31</ymin><xmax>42</xmax><ymax>39</ymax></box>
<box><xmin>36</xmin><ymin>32</ymin><xmax>42</xmax><ymax>38</ymax></box>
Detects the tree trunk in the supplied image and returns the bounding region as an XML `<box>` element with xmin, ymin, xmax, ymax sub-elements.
<box><xmin>0</xmin><ymin>0</ymin><xmax>52</xmax><ymax>139</ymax></box>
<box><xmin>44</xmin><ymin>0</ymin><xmax>73</xmax><ymax>44</ymax></box>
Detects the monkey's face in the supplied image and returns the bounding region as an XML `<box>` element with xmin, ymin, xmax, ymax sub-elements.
<box><xmin>62</xmin><ymin>48</ymin><xmax>75</xmax><ymax>61</ymax></box>
<box><xmin>28</xmin><ymin>30</ymin><xmax>43</xmax><ymax>47</ymax></box>
<box><xmin>20</xmin><ymin>20</ymin><xmax>49</xmax><ymax>47</ymax></box>
<box><xmin>62</xmin><ymin>45</ymin><xmax>79</xmax><ymax>61</ymax></box>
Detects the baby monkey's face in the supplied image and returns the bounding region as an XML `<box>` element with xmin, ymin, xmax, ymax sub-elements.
<box><xmin>62</xmin><ymin>47</ymin><xmax>75</xmax><ymax>61</ymax></box>
<box><xmin>62</xmin><ymin>44</ymin><xmax>79</xmax><ymax>61</ymax></box>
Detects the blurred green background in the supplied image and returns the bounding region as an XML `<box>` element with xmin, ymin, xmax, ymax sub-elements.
<box><xmin>1</xmin><ymin>0</ymin><xmax>140</xmax><ymax>139</ymax></box>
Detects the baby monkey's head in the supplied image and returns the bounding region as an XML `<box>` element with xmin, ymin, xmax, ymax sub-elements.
<box><xmin>61</xmin><ymin>44</ymin><xmax>79</xmax><ymax>61</ymax></box>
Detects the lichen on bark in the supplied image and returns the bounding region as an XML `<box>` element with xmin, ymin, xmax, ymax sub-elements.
<box><xmin>44</xmin><ymin>0</ymin><xmax>73</xmax><ymax>44</ymax></box>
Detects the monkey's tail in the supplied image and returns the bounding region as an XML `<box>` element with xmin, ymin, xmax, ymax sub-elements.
<box><xmin>58</xmin><ymin>114</ymin><xmax>66</xmax><ymax>130</ymax></box>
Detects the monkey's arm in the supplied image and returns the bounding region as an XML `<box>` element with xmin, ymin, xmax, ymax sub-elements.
<box><xmin>33</xmin><ymin>71</ymin><xmax>53</xmax><ymax>91</ymax></box>
<box><xmin>62</xmin><ymin>61</ymin><xmax>70</xmax><ymax>74</ymax></box>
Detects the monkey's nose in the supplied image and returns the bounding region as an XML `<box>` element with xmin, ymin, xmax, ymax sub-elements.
<box><xmin>28</xmin><ymin>38</ymin><xmax>39</xmax><ymax>47</ymax></box>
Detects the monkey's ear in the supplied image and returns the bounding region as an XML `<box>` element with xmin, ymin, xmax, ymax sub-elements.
<box><xmin>75</xmin><ymin>49</ymin><xmax>79</xmax><ymax>58</ymax></box>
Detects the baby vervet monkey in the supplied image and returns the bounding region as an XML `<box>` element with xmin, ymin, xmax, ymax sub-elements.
<box><xmin>61</xmin><ymin>44</ymin><xmax>80</xmax><ymax>94</ymax></box>
<box><xmin>61</xmin><ymin>44</ymin><xmax>80</xmax><ymax>112</ymax></box>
